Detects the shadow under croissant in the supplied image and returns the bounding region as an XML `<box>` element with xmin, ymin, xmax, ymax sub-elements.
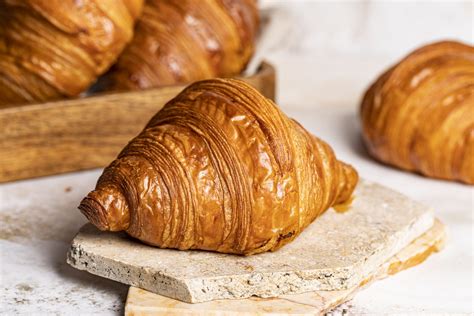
<box><xmin>338</xmin><ymin>111</ymin><xmax>372</xmax><ymax>160</ymax></box>
<box><xmin>54</xmin><ymin>259</ymin><xmax>129</xmax><ymax>314</ymax></box>
<box><xmin>48</xmin><ymin>237</ymin><xmax>129</xmax><ymax>314</ymax></box>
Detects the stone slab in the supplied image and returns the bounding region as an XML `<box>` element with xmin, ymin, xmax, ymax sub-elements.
<box><xmin>67</xmin><ymin>180</ymin><xmax>435</xmax><ymax>303</ymax></box>
<box><xmin>125</xmin><ymin>219</ymin><xmax>446</xmax><ymax>315</ymax></box>
<box><xmin>124</xmin><ymin>219</ymin><xmax>446</xmax><ymax>316</ymax></box>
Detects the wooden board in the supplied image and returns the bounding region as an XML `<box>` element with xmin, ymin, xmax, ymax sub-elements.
<box><xmin>0</xmin><ymin>62</ymin><xmax>275</xmax><ymax>183</ymax></box>
<box><xmin>124</xmin><ymin>219</ymin><xmax>446</xmax><ymax>316</ymax></box>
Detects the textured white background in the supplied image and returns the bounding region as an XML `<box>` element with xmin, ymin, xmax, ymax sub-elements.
<box><xmin>1</xmin><ymin>1</ymin><xmax>473</xmax><ymax>314</ymax></box>
<box><xmin>260</xmin><ymin>0</ymin><xmax>473</xmax><ymax>109</ymax></box>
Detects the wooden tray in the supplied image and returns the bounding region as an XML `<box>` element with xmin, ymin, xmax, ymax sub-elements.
<box><xmin>0</xmin><ymin>62</ymin><xmax>276</xmax><ymax>183</ymax></box>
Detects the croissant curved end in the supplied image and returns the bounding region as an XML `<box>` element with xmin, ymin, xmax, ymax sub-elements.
<box><xmin>79</xmin><ymin>186</ymin><xmax>130</xmax><ymax>232</ymax></box>
<box><xmin>336</xmin><ymin>162</ymin><xmax>359</xmax><ymax>205</ymax></box>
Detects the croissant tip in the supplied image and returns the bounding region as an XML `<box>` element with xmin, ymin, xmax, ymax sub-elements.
<box><xmin>78</xmin><ymin>197</ymin><xmax>110</xmax><ymax>231</ymax></box>
<box><xmin>334</xmin><ymin>162</ymin><xmax>359</xmax><ymax>205</ymax></box>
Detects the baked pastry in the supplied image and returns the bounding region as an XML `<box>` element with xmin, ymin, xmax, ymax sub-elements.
<box><xmin>97</xmin><ymin>0</ymin><xmax>259</xmax><ymax>91</ymax></box>
<box><xmin>0</xmin><ymin>0</ymin><xmax>143</xmax><ymax>106</ymax></box>
<box><xmin>79</xmin><ymin>79</ymin><xmax>358</xmax><ymax>255</ymax></box>
<box><xmin>361</xmin><ymin>41</ymin><xmax>474</xmax><ymax>184</ymax></box>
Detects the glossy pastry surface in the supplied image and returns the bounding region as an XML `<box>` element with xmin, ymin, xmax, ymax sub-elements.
<box><xmin>80</xmin><ymin>79</ymin><xmax>358</xmax><ymax>255</ymax></box>
<box><xmin>0</xmin><ymin>0</ymin><xmax>143</xmax><ymax>106</ymax></box>
<box><xmin>361</xmin><ymin>41</ymin><xmax>474</xmax><ymax>184</ymax></box>
<box><xmin>98</xmin><ymin>0</ymin><xmax>259</xmax><ymax>91</ymax></box>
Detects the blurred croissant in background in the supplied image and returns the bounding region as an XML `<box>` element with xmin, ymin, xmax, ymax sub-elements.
<box><xmin>361</xmin><ymin>41</ymin><xmax>474</xmax><ymax>184</ymax></box>
<box><xmin>0</xmin><ymin>0</ymin><xmax>259</xmax><ymax>106</ymax></box>
<box><xmin>0</xmin><ymin>0</ymin><xmax>143</xmax><ymax>106</ymax></box>
<box><xmin>79</xmin><ymin>79</ymin><xmax>358</xmax><ymax>255</ymax></box>
<box><xmin>97</xmin><ymin>0</ymin><xmax>259</xmax><ymax>91</ymax></box>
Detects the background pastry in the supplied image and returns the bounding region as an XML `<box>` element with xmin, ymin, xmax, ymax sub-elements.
<box><xmin>80</xmin><ymin>79</ymin><xmax>358</xmax><ymax>255</ymax></box>
<box><xmin>0</xmin><ymin>0</ymin><xmax>143</xmax><ymax>106</ymax></box>
<box><xmin>360</xmin><ymin>41</ymin><xmax>474</xmax><ymax>184</ymax></box>
<box><xmin>97</xmin><ymin>0</ymin><xmax>259</xmax><ymax>91</ymax></box>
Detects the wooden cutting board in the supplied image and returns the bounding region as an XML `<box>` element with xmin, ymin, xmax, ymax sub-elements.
<box><xmin>124</xmin><ymin>219</ymin><xmax>445</xmax><ymax>315</ymax></box>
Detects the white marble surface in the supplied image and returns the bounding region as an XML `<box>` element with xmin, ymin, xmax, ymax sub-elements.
<box><xmin>1</xmin><ymin>1</ymin><xmax>473</xmax><ymax>315</ymax></box>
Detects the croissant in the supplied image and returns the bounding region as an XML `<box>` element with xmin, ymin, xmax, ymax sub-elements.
<box><xmin>0</xmin><ymin>0</ymin><xmax>143</xmax><ymax>106</ymax></box>
<box><xmin>79</xmin><ymin>79</ymin><xmax>358</xmax><ymax>255</ymax></box>
<box><xmin>361</xmin><ymin>41</ymin><xmax>474</xmax><ymax>184</ymax></box>
<box><xmin>97</xmin><ymin>0</ymin><xmax>259</xmax><ymax>91</ymax></box>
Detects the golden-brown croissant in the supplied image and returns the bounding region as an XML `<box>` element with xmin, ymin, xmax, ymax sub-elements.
<box><xmin>361</xmin><ymin>41</ymin><xmax>474</xmax><ymax>184</ymax></box>
<box><xmin>79</xmin><ymin>79</ymin><xmax>358</xmax><ymax>255</ymax></box>
<box><xmin>97</xmin><ymin>0</ymin><xmax>259</xmax><ymax>91</ymax></box>
<box><xmin>0</xmin><ymin>0</ymin><xmax>143</xmax><ymax>106</ymax></box>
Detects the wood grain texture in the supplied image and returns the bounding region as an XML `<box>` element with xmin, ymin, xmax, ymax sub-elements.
<box><xmin>123</xmin><ymin>219</ymin><xmax>446</xmax><ymax>315</ymax></box>
<box><xmin>0</xmin><ymin>62</ymin><xmax>275</xmax><ymax>183</ymax></box>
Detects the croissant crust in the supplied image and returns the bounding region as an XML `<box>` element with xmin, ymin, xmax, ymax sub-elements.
<box><xmin>97</xmin><ymin>0</ymin><xmax>259</xmax><ymax>91</ymax></box>
<box><xmin>80</xmin><ymin>79</ymin><xmax>358</xmax><ymax>255</ymax></box>
<box><xmin>361</xmin><ymin>41</ymin><xmax>474</xmax><ymax>184</ymax></box>
<box><xmin>0</xmin><ymin>0</ymin><xmax>143</xmax><ymax>106</ymax></box>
